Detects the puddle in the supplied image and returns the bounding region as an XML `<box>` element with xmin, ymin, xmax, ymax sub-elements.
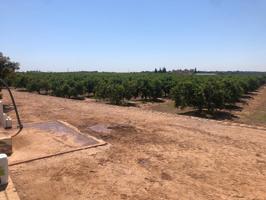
<box><xmin>24</xmin><ymin>121</ymin><xmax>98</xmax><ymax>146</ymax></box>
<box><xmin>10</xmin><ymin>121</ymin><xmax>106</xmax><ymax>165</ymax></box>
<box><xmin>89</xmin><ymin>124</ymin><xmax>111</xmax><ymax>134</ymax></box>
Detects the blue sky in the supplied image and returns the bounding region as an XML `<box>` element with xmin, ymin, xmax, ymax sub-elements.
<box><xmin>1</xmin><ymin>0</ymin><xmax>266</xmax><ymax>72</ymax></box>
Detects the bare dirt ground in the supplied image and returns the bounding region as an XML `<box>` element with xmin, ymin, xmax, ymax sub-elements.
<box><xmin>3</xmin><ymin>90</ymin><xmax>266</xmax><ymax>200</ymax></box>
<box><xmin>234</xmin><ymin>85</ymin><xmax>266</xmax><ymax>126</ymax></box>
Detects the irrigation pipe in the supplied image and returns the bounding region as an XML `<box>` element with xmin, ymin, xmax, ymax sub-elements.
<box><xmin>9</xmin><ymin>142</ymin><xmax>108</xmax><ymax>166</ymax></box>
<box><xmin>0</xmin><ymin>79</ymin><xmax>23</xmax><ymax>137</ymax></box>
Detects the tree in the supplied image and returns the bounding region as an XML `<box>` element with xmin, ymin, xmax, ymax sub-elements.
<box><xmin>72</xmin><ymin>81</ymin><xmax>85</xmax><ymax>97</ymax></box>
<box><xmin>14</xmin><ymin>75</ymin><xmax>28</xmax><ymax>88</ymax></box>
<box><xmin>86</xmin><ymin>79</ymin><xmax>95</xmax><ymax>94</ymax></box>
<box><xmin>0</xmin><ymin>52</ymin><xmax>19</xmax><ymax>79</ymax></box>
<box><xmin>171</xmin><ymin>79</ymin><xmax>226</xmax><ymax>113</ymax></box>
<box><xmin>203</xmin><ymin>80</ymin><xmax>225</xmax><ymax>112</ymax></box>
<box><xmin>222</xmin><ymin>79</ymin><xmax>243</xmax><ymax>105</ymax></box>
<box><xmin>8</xmin><ymin>71</ymin><xmax>266</xmax><ymax>111</ymax></box>
<box><xmin>138</xmin><ymin>79</ymin><xmax>151</xmax><ymax>99</ymax></box>
<box><xmin>51</xmin><ymin>79</ymin><xmax>65</xmax><ymax>97</ymax></box>
<box><xmin>150</xmin><ymin>79</ymin><xmax>162</xmax><ymax>100</ymax></box>
<box><xmin>107</xmin><ymin>84</ymin><xmax>125</xmax><ymax>105</ymax></box>
<box><xmin>26</xmin><ymin>80</ymin><xmax>40</xmax><ymax>93</ymax></box>
<box><xmin>171</xmin><ymin>81</ymin><xmax>205</xmax><ymax>111</ymax></box>
<box><xmin>161</xmin><ymin>76</ymin><xmax>174</xmax><ymax>97</ymax></box>
<box><xmin>39</xmin><ymin>79</ymin><xmax>50</xmax><ymax>94</ymax></box>
<box><xmin>192</xmin><ymin>83</ymin><xmax>205</xmax><ymax>112</ymax></box>
<box><xmin>123</xmin><ymin>80</ymin><xmax>136</xmax><ymax>100</ymax></box>
<box><xmin>62</xmin><ymin>83</ymin><xmax>71</xmax><ymax>98</ymax></box>
<box><xmin>95</xmin><ymin>81</ymin><xmax>108</xmax><ymax>100</ymax></box>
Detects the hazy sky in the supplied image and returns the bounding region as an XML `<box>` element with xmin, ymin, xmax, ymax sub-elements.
<box><xmin>1</xmin><ymin>0</ymin><xmax>266</xmax><ymax>72</ymax></box>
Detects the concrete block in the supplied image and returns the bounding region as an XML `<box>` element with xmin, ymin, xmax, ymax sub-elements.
<box><xmin>5</xmin><ymin>117</ymin><xmax>12</xmax><ymax>129</ymax></box>
<box><xmin>2</xmin><ymin>114</ymin><xmax>12</xmax><ymax>129</ymax></box>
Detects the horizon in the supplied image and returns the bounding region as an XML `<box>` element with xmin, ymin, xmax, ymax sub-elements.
<box><xmin>16</xmin><ymin>69</ymin><xmax>266</xmax><ymax>73</ymax></box>
<box><xmin>1</xmin><ymin>0</ymin><xmax>266</xmax><ymax>72</ymax></box>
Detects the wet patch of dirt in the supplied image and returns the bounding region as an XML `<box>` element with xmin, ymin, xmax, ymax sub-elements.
<box><xmin>88</xmin><ymin>124</ymin><xmax>111</xmax><ymax>134</ymax></box>
<box><xmin>25</xmin><ymin>121</ymin><xmax>98</xmax><ymax>146</ymax></box>
<box><xmin>9</xmin><ymin>121</ymin><xmax>104</xmax><ymax>165</ymax></box>
<box><xmin>86</xmin><ymin>123</ymin><xmax>138</xmax><ymax>143</ymax></box>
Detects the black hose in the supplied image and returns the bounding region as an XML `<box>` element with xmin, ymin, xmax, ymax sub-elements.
<box><xmin>0</xmin><ymin>79</ymin><xmax>23</xmax><ymax>137</ymax></box>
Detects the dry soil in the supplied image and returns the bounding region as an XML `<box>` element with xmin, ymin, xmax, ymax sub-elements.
<box><xmin>3</xmin><ymin>89</ymin><xmax>266</xmax><ymax>200</ymax></box>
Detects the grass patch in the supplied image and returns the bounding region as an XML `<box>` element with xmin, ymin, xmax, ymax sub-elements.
<box><xmin>251</xmin><ymin>112</ymin><xmax>266</xmax><ymax>123</ymax></box>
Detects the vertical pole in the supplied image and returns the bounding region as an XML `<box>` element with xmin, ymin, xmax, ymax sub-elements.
<box><xmin>0</xmin><ymin>100</ymin><xmax>3</xmax><ymax>126</ymax></box>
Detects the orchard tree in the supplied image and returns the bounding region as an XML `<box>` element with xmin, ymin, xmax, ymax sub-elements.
<box><xmin>202</xmin><ymin>80</ymin><xmax>225</xmax><ymax>112</ymax></box>
<box><xmin>74</xmin><ymin>81</ymin><xmax>85</xmax><ymax>96</ymax></box>
<box><xmin>161</xmin><ymin>76</ymin><xmax>175</xmax><ymax>97</ymax></box>
<box><xmin>107</xmin><ymin>83</ymin><xmax>125</xmax><ymax>105</ymax></box>
<box><xmin>123</xmin><ymin>80</ymin><xmax>136</xmax><ymax>100</ymax></box>
<box><xmin>62</xmin><ymin>83</ymin><xmax>71</xmax><ymax>98</ymax></box>
<box><xmin>222</xmin><ymin>79</ymin><xmax>243</xmax><ymax>105</ymax></box>
<box><xmin>150</xmin><ymin>79</ymin><xmax>162</xmax><ymax>100</ymax></box>
<box><xmin>95</xmin><ymin>81</ymin><xmax>108</xmax><ymax>100</ymax></box>
<box><xmin>86</xmin><ymin>79</ymin><xmax>95</xmax><ymax>94</ymax></box>
<box><xmin>39</xmin><ymin>79</ymin><xmax>50</xmax><ymax>94</ymax></box>
<box><xmin>26</xmin><ymin>80</ymin><xmax>40</xmax><ymax>93</ymax></box>
<box><xmin>14</xmin><ymin>75</ymin><xmax>28</xmax><ymax>88</ymax></box>
<box><xmin>138</xmin><ymin>79</ymin><xmax>151</xmax><ymax>99</ymax></box>
<box><xmin>171</xmin><ymin>81</ymin><xmax>205</xmax><ymax>111</ymax></box>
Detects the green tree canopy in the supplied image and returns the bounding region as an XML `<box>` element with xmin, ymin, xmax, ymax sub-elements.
<box><xmin>0</xmin><ymin>52</ymin><xmax>19</xmax><ymax>79</ymax></box>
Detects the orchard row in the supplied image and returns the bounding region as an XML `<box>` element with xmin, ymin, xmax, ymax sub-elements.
<box><xmin>7</xmin><ymin>72</ymin><xmax>266</xmax><ymax>111</ymax></box>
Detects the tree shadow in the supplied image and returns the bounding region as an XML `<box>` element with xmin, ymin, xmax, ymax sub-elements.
<box><xmin>123</xmin><ymin>101</ymin><xmax>138</xmax><ymax>107</ymax></box>
<box><xmin>241</xmin><ymin>91</ymin><xmax>259</xmax><ymax>99</ymax></box>
<box><xmin>106</xmin><ymin>101</ymin><xmax>138</xmax><ymax>107</ymax></box>
<box><xmin>70</xmin><ymin>95</ymin><xmax>85</xmax><ymax>100</ymax></box>
<box><xmin>179</xmin><ymin>110</ymin><xmax>239</xmax><ymax>121</ymax></box>
<box><xmin>241</xmin><ymin>95</ymin><xmax>254</xmax><ymax>99</ymax></box>
<box><xmin>237</xmin><ymin>99</ymin><xmax>249</xmax><ymax>105</ymax></box>
<box><xmin>224</xmin><ymin>104</ymin><xmax>243</xmax><ymax>111</ymax></box>
<box><xmin>15</xmin><ymin>88</ymin><xmax>28</xmax><ymax>92</ymax></box>
<box><xmin>137</xmin><ymin>98</ymin><xmax>165</xmax><ymax>103</ymax></box>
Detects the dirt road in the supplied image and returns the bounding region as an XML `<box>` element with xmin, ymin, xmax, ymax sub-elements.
<box><xmin>4</xmin><ymin>90</ymin><xmax>266</xmax><ymax>200</ymax></box>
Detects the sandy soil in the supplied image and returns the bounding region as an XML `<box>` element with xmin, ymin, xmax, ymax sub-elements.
<box><xmin>234</xmin><ymin>85</ymin><xmax>266</xmax><ymax>126</ymax></box>
<box><xmin>3</xmin><ymin>90</ymin><xmax>266</xmax><ymax>200</ymax></box>
<box><xmin>9</xmin><ymin>121</ymin><xmax>104</xmax><ymax>165</ymax></box>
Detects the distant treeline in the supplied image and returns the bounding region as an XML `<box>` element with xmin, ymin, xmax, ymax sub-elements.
<box><xmin>7</xmin><ymin>72</ymin><xmax>266</xmax><ymax>112</ymax></box>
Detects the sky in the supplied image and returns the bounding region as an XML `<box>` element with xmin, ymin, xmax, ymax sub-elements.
<box><xmin>1</xmin><ymin>0</ymin><xmax>266</xmax><ymax>72</ymax></box>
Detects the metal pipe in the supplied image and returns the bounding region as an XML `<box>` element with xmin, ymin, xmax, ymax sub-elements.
<box><xmin>0</xmin><ymin>79</ymin><xmax>23</xmax><ymax>137</ymax></box>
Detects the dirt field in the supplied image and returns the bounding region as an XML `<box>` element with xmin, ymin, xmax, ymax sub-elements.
<box><xmin>234</xmin><ymin>85</ymin><xmax>266</xmax><ymax>126</ymax></box>
<box><xmin>3</xmin><ymin>89</ymin><xmax>266</xmax><ymax>200</ymax></box>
